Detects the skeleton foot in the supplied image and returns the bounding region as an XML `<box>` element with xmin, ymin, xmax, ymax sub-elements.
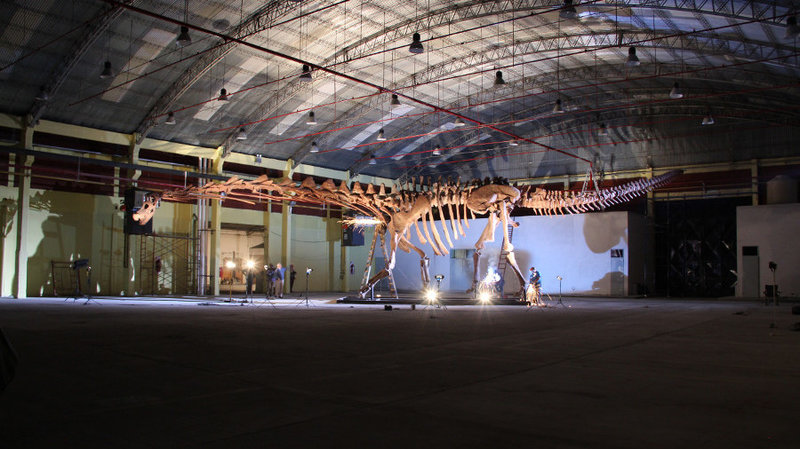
<box><xmin>359</xmin><ymin>269</ymin><xmax>390</xmax><ymax>297</ymax></box>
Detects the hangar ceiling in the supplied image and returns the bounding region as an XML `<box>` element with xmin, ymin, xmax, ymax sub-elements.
<box><xmin>2</xmin><ymin>0</ymin><xmax>799</xmax><ymax>183</ymax></box>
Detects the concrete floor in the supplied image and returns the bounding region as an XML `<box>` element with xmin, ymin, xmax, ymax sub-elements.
<box><xmin>0</xmin><ymin>295</ymin><xmax>798</xmax><ymax>448</ymax></box>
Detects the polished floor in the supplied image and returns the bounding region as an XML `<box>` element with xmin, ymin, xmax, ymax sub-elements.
<box><xmin>1</xmin><ymin>294</ymin><xmax>798</xmax><ymax>448</ymax></box>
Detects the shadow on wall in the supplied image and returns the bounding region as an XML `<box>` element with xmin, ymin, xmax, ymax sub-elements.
<box><xmin>592</xmin><ymin>271</ymin><xmax>628</xmax><ymax>296</ymax></box>
<box><xmin>583</xmin><ymin>213</ymin><xmax>628</xmax><ymax>254</ymax></box>
<box><xmin>27</xmin><ymin>191</ymin><xmax>118</xmax><ymax>296</ymax></box>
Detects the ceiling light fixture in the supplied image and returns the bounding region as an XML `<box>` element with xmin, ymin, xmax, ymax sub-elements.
<box><xmin>100</xmin><ymin>60</ymin><xmax>113</xmax><ymax>79</ymax></box>
<box><xmin>376</xmin><ymin>128</ymin><xmax>386</xmax><ymax>141</ymax></box>
<box><xmin>432</xmin><ymin>145</ymin><xmax>442</xmax><ymax>156</ymax></box>
<box><xmin>236</xmin><ymin>127</ymin><xmax>247</xmax><ymax>140</ymax></box>
<box><xmin>626</xmin><ymin>46</ymin><xmax>640</xmax><ymax>67</ymax></box>
<box><xmin>598</xmin><ymin>123</ymin><xmax>608</xmax><ymax>136</ymax></box>
<box><xmin>494</xmin><ymin>70</ymin><xmax>506</xmax><ymax>86</ymax></box>
<box><xmin>177</xmin><ymin>26</ymin><xmax>191</xmax><ymax>47</ymax></box>
<box><xmin>255</xmin><ymin>154</ymin><xmax>262</xmax><ymax>164</ymax></box>
<box><xmin>509</xmin><ymin>140</ymin><xmax>519</xmax><ymax>146</ymax></box>
<box><xmin>390</xmin><ymin>93</ymin><xmax>401</xmax><ymax>108</ymax></box>
<box><xmin>306</xmin><ymin>111</ymin><xmax>317</xmax><ymax>125</ymax></box>
<box><xmin>453</xmin><ymin>117</ymin><xmax>465</xmax><ymax>127</ymax></box>
<box><xmin>669</xmin><ymin>82</ymin><xmax>684</xmax><ymax>99</ymax></box>
<box><xmin>701</xmin><ymin>113</ymin><xmax>715</xmax><ymax>125</ymax></box>
<box><xmin>409</xmin><ymin>32</ymin><xmax>424</xmax><ymax>54</ymax></box>
<box><xmin>559</xmin><ymin>0</ymin><xmax>578</xmax><ymax>20</ymax></box>
<box><xmin>165</xmin><ymin>112</ymin><xmax>176</xmax><ymax>125</ymax></box>
<box><xmin>299</xmin><ymin>64</ymin><xmax>313</xmax><ymax>81</ymax></box>
<box><xmin>552</xmin><ymin>98</ymin><xmax>564</xmax><ymax>114</ymax></box>
<box><xmin>310</xmin><ymin>141</ymin><xmax>319</xmax><ymax>153</ymax></box>
<box><xmin>218</xmin><ymin>88</ymin><xmax>229</xmax><ymax>101</ymax></box>
<box><xmin>786</xmin><ymin>16</ymin><xmax>800</xmax><ymax>40</ymax></box>
<box><xmin>369</xmin><ymin>156</ymin><xmax>377</xmax><ymax>165</ymax></box>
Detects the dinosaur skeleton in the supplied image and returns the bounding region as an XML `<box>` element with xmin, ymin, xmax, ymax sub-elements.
<box><xmin>133</xmin><ymin>170</ymin><xmax>680</xmax><ymax>299</ymax></box>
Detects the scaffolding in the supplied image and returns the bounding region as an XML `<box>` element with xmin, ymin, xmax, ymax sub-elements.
<box><xmin>139</xmin><ymin>233</ymin><xmax>197</xmax><ymax>295</ymax></box>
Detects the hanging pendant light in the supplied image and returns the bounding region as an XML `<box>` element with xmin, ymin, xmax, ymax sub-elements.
<box><xmin>100</xmin><ymin>60</ymin><xmax>113</xmax><ymax>79</ymax></box>
<box><xmin>236</xmin><ymin>127</ymin><xmax>247</xmax><ymax>140</ymax></box>
<box><xmin>369</xmin><ymin>156</ymin><xmax>377</xmax><ymax>165</ymax></box>
<box><xmin>509</xmin><ymin>140</ymin><xmax>519</xmax><ymax>146</ymax></box>
<box><xmin>218</xmin><ymin>88</ymin><xmax>229</xmax><ymax>101</ymax></box>
<box><xmin>494</xmin><ymin>71</ymin><xmax>506</xmax><ymax>86</ymax></box>
<box><xmin>390</xmin><ymin>93</ymin><xmax>401</xmax><ymax>108</ymax></box>
<box><xmin>454</xmin><ymin>117</ymin><xmax>465</xmax><ymax>127</ymax></box>
<box><xmin>409</xmin><ymin>32</ymin><xmax>424</xmax><ymax>54</ymax></box>
<box><xmin>177</xmin><ymin>26</ymin><xmax>191</xmax><ymax>47</ymax></box>
<box><xmin>669</xmin><ymin>82</ymin><xmax>683</xmax><ymax>99</ymax></box>
<box><xmin>310</xmin><ymin>141</ymin><xmax>319</xmax><ymax>153</ymax></box>
<box><xmin>701</xmin><ymin>113</ymin><xmax>715</xmax><ymax>125</ymax></box>
<box><xmin>165</xmin><ymin>112</ymin><xmax>176</xmax><ymax>125</ymax></box>
<box><xmin>786</xmin><ymin>16</ymin><xmax>800</xmax><ymax>40</ymax></box>
<box><xmin>559</xmin><ymin>0</ymin><xmax>578</xmax><ymax>20</ymax></box>
<box><xmin>376</xmin><ymin>128</ymin><xmax>387</xmax><ymax>141</ymax></box>
<box><xmin>552</xmin><ymin>98</ymin><xmax>564</xmax><ymax>114</ymax></box>
<box><xmin>432</xmin><ymin>145</ymin><xmax>442</xmax><ymax>156</ymax></box>
<box><xmin>626</xmin><ymin>46</ymin><xmax>640</xmax><ymax>67</ymax></box>
<box><xmin>598</xmin><ymin>123</ymin><xmax>608</xmax><ymax>136</ymax></box>
<box><xmin>306</xmin><ymin>111</ymin><xmax>317</xmax><ymax>125</ymax></box>
<box><xmin>299</xmin><ymin>64</ymin><xmax>313</xmax><ymax>81</ymax></box>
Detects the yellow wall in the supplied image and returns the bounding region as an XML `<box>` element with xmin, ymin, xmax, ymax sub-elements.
<box><xmin>0</xmin><ymin>186</ymin><xmax>372</xmax><ymax>297</ymax></box>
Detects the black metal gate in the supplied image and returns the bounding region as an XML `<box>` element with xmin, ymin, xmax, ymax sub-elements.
<box><xmin>654</xmin><ymin>197</ymin><xmax>748</xmax><ymax>297</ymax></box>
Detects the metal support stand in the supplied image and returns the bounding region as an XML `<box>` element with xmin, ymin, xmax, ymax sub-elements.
<box><xmin>556</xmin><ymin>276</ymin><xmax>565</xmax><ymax>307</ymax></box>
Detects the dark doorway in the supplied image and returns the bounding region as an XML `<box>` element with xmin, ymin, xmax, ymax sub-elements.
<box><xmin>654</xmin><ymin>197</ymin><xmax>748</xmax><ymax>297</ymax></box>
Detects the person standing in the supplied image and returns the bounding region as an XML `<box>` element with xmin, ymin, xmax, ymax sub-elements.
<box><xmin>289</xmin><ymin>264</ymin><xmax>297</xmax><ymax>293</ymax></box>
<box><xmin>273</xmin><ymin>263</ymin><xmax>285</xmax><ymax>298</ymax></box>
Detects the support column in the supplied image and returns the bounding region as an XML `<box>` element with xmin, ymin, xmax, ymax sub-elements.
<box><xmin>263</xmin><ymin>198</ymin><xmax>271</xmax><ymax>267</ymax></box>
<box><xmin>750</xmin><ymin>159</ymin><xmax>759</xmax><ymax>206</ymax></box>
<box><xmin>209</xmin><ymin>148</ymin><xmax>224</xmax><ymax>296</ymax></box>
<box><xmin>280</xmin><ymin>159</ymin><xmax>293</xmax><ymax>296</ymax></box>
<box><xmin>327</xmin><ymin>206</ymin><xmax>335</xmax><ymax>291</ymax></box>
<box><xmin>645</xmin><ymin>167</ymin><xmax>655</xmax><ymax>218</ymax></box>
<box><xmin>13</xmin><ymin>125</ymin><xmax>35</xmax><ymax>298</ymax></box>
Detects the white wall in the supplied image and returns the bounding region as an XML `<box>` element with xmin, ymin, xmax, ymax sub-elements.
<box><xmin>736</xmin><ymin>203</ymin><xmax>800</xmax><ymax>299</ymax></box>
<box><xmin>391</xmin><ymin>211</ymin><xmax>640</xmax><ymax>296</ymax></box>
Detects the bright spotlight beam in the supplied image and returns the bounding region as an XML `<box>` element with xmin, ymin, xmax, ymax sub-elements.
<box><xmin>479</xmin><ymin>291</ymin><xmax>492</xmax><ymax>303</ymax></box>
<box><xmin>424</xmin><ymin>289</ymin><xmax>438</xmax><ymax>303</ymax></box>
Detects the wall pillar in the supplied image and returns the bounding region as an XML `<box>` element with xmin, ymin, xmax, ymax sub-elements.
<box><xmin>13</xmin><ymin>125</ymin><xmax>35</xmax><ymax>298</ymax></box>
<box><xmin>209</xmin><ymin>148</ymin><xmax>223</xmax><ymax>296</ymax></box>
<box><xmin>750</xmin><ymin>159</ymin><xmax>759</xmax><ymax>206</ymax></box>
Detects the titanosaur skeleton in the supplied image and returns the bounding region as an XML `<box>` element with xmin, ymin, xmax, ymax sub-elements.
<box><xmin>133</xmin><ymin>170</ymin><xmax>679</xmax><ymax>299</ymax></box>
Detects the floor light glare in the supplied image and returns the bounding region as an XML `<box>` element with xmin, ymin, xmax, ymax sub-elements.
<box><xmin>425</xmin><ymin>289</ymin><xmax>438</xmax><ymax>303</ymax></box>
<box><xmin>479</xmin><ymin>291</ymin><xmax>492</xmax><ymax>303</ymax></box>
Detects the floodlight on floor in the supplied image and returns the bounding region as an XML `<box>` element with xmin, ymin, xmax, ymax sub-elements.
<box><xmin>390</xmin><ymin>93</ymin><xmax>401</xmax><ymax>108</ymax></box>
<box><xmin>165</xmin><ymin>112</ymin><xmax>176</xmax><ymax>125</ymax></box>
<box><xmin>100</xmin><ymin>60</ymin><xmax>113</xmax><ymax>79</ymax></box>
<box><xmin>479</xmin><ymin>291</ymin><xmax>492</xmax><ymax>304</ymax></box>
<box><xmin>494</xmin><ymin>70</ymin><xmax>506</xmax><ymax>86</ymax></box>
<box><xmin>786</xmin><ymin>16</ymin><xmax>799</xmax><ymax>40</ymax></box>
<box><xmin>424</xmin><ymin>289</ymin><xmax>438</xmax><ymax>303</ymax></box>
<box><xmin>626</xmin><ymin>46</ymin><xmax>640</xmax><ymax>67</ymax></box>
<box><xmin>306</xmin><ymin>111</ymin><xmax>317</xmax><ymax>125</ymax></box>
<box><xmin>177</xmin><ymin>26</ymin><xmax>191</xmax><ymax>47</ymax></box>
<box><xmin>299</xmin><ymin>64</ymin><xmax>313</xmax><ymax>81</ymax></box>
<box><xmin>376</xmin><ymin>128</ymin><xmax>386</xmax><ymax>141</ymax></box>
<box><xmin>409</xmin><ymin>32</ymin><xmax>424</xmax><ymax>54</ymax></box>
<box><xmin>310</xmin><ymin>141</ymin><xmax>319</xmax><ymax>153</ymax></box>
<box><xmin>559</xmin><ymin>0</ymin><xmax>578</xmax><ymax>19</ymax></box>
<box><xmin>669</xmin><ymin>82</ymin><xmax>683</xmax><ymax>99</ymax></box>
<box><xmin>218</xmin><ymin>88</ymin><xmax>229</xmax><ymax>101</ymax></box>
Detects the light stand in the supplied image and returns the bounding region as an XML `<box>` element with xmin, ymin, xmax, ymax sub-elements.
<box><xmin>303</xmin><ymin>267</ymin><xmax>312</xmax><ymax>307</ymax></box>
<box><xmin>768</xmin><ymin>261</ymin><xmax>777</xmax><ymax>329</ymax></box>
<box><xmin>556</xmin><ymin>275</ymin><xmax>565</xmax><ymax>307</ymax></box>
<box><xmin>225</xmin><ymin>260</ymin><xmax>235</xmax><ymax>303</ymax></box>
